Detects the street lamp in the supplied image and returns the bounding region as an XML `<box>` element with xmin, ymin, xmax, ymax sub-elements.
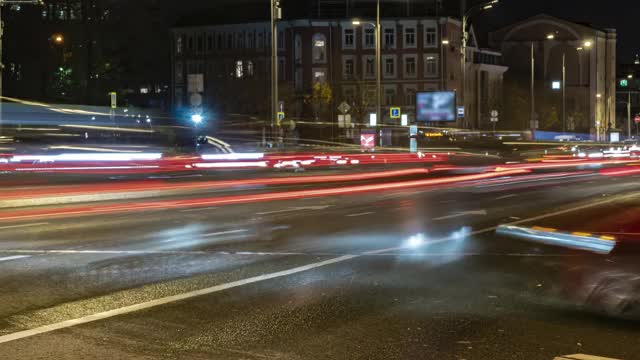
<box><xmin>461</xmin><ymin>0</ymin><xmax>498</xmax><ymax>129</ymax></box>
<box><xmin>352</xmin><ymin>0</ymin><xmax>381</xmax><ymax>133</ymax></box>
<box><xmin>52</xmin><ymin>34</ymin><xmax>64</xmax><ymax>44</ymax></box>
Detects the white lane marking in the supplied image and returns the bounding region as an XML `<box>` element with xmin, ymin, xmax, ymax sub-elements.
<box><xmin>1</xmin><ymin>191</ymin><xmax>639</xmax><ymax>344</ymax></box>
<box><xmin>0</xmin><ymin>222</ymin><xmax>49</xmax><ymax>231</ymax></box>
<box><xmin>346</xmin><ymin>212</ymin><xmax>374</xmax><ymax>217</ymax></box>
<box><xmin>432</xmin><ymin>210</ymin><xmax>487</xmax><ymax>221</ymax></box>
<box><xmin>179</xmin><ymin>206</ymin><xmax>219</xmax><ymax>213</ymax></box>
<box><xmin>202</xmin><ymin>229</ymin><xmax>248</xmax><ymax>237</ymax></box>
<box><xmin>0</xmin><ymin>255</ymin><xmax>31</xmax><ymax>262</ymax></box>
<box><xmin>496</xmin><ymin>194</ymin><xmax>517</xmax><ymax>200</ymax></box>
<box><xmin>0</xmin><ymin>254</ymin><xmax>357</xmax><ymax>345</ymax></box>
<box><xmin>256</xmin><ymin>205</ymin><xmax>332</xmax><ymax>215</ymax></box>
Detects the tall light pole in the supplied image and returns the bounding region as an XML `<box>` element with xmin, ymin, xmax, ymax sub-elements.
<box><xmin>461</xmin><ymin>0</ymin><xmax>498</xmax><ymax>129</ymax></box>
<box><xmin>627</xmin><ymin>74</ymin><xmax>633</xmax><ymax>139</ymax></box>
<box><xmin>352</xmin><ymin>0</ymin><xmax>381</xmax><ymax>131</ymax></box>
<box><xmin>270</xmin><ymin>0</ymin><xmax>281</xmax><ymax>143</ymax></box>
<box><xmin>562</xmin><ymin>52</ymin><xmax>566</xmax><ymax>132</ymax></box>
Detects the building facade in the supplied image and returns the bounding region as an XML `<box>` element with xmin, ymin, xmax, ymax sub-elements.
<box><xmin>171</xmin><ymin>16</ymin><xmax>506</xmax><ymax>128</ymax></box>
<box><xmin>490</xmin><ymin>14</ymin><xmax>617</xmax><ymax>139</ymax></box>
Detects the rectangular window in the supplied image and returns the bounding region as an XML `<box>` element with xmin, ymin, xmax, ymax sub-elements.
<box><xmin>344</xmin><ymin>28</ymin><xmax>355</xmax><ymax>49</ymax></box>
<box><xmin>404</xmin><ymin>28</ymin><xmax>416</xmax><ymax>48</ymax></box>
<box><xmin>425</xmin><ymin>27</ymin><xmax>437</xmax><ymax>47</ymax></box>
<box><xmin>218</xmin><ymin>34</ymin><xmax>223</xmax><ymax>50</ymax></box>
<box><xmin>364</xmin><ymin>57</ymin><xmax>375</xmax><ymax>79</ymax></box>
<box><xmin>343</xmin><ymin>56</ymin><xmax>355</xmax><ymax>79</ymax></box>
<box><xmin>384</xmin><ymin>56</ymin><xmax>395</xmax><ymax>78</ymax></box>
<box><xmin>257</xmin><ymin>33</ymin><xmax>264</xmax><ymax>49</ymax></box>
<box><xmin>404</xmin><ymin>56</ymin><xmax>416</xmax><ymax>78</ymax></box>
<box><xmin>425</xmin><ymin>55</ymin><xmax>439</xmax><ymax>77</ymax></box>
<box><xmin>207</xmin><ymin>36</ymin><xmax>213</xmax><ymax>51</ymax></box>
<box><xmin>247</xmin><ymin>61</ymin><xmax>254</xmax><ymax>77</ymax></box>
<box><xmin>404</xmin><ymin>87</ymin><xmax>416</xmax><ymax>106</ymax></box>
<box><xmin>236</xmin><ymin>60</ymin><xmax>244</xmax><ymax>78</ymax></box>
<box><xmin>384</xmin><ymin>28</ymin><xmax>395</xmax><ymax>48</ymax></box>
<box><xmin>176</xmin><ymin>36</ymin><xmax>183</xmax><ymax>54</ymax></box>
<box><xmin>364</xmin><ymin>29</ymin><xmax>375</xmax><ymax>48</ymax></box>
<box><xmin>197</xmin><ymin>36</ymin><xmax>203</xmax><ymax>52</ymax></box>
<box><xmin>227</xmin><ymin>34</ymin><xmax>233</xmax><ymax>49</ymax></box>
<box><xmin>248</xmin><ymin>33</ymin><xmax>255</xmax><ymax>49</ymax></box>
<box><xmin>385</xmin><ymin>88</ymin><xmax>396</xmax><ymax>106</ymax></box>
<box><xmin>188</xmin><ymin>36</ymin><xmax>194</xmax><ymax>51</ymax></box>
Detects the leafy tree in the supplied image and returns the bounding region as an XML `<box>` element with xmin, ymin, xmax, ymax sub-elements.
<box><xmin>542</xmin><ymin>107</ymin><xmax>560</xmax><ymax>130</ymax></box>
<box><xmin>304</xmin><ymin>82</ymin><xmax>333</xmax><ymax>121</ymax></box>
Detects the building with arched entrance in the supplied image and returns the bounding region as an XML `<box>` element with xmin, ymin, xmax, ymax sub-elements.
<box><xmin>490</xmin><ymin>14</ymin><xmax>616</xmax><ymax>140</ymax></box>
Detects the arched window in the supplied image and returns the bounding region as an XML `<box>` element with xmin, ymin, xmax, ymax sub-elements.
<box><xmin>312</xmin><ymin>33</ymin><xmax>327</xmax><ymax>64</ymax></box>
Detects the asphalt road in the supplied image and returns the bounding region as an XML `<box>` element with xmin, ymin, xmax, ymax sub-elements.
<box><xmin>0</xmin><ymin>171</ymin><xmax>639</xmax><ymax>359</ymax></box>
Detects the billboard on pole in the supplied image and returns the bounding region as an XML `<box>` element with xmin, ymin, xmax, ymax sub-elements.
<box><xmin>416</xmin><ymin>91</ymin><xmax>456</xmax><ymax>122</ymax></box>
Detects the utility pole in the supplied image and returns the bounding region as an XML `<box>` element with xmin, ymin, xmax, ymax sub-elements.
<box><xmin>376</xmin><ymin>0</ymin><xmax>381</xmax><ymax>135</ymax></box>
<box><xmin>562</xmin><ymin>52</ymin><xmax>566</xmax><ymax>133</ymax></box>
<box><xmin>270</xmin><ymin>0</ymin><xmax>281</xmax><ymax>144</ymax></box>
<box><xmin>530</xmin><ymin>42</ymin><xmax>535</xmax><ymax>132</ymax></box>
<box><xmin>628</xmin><ymin>90</ymin><xmax>632</xmax><ymax>139</ymax></box>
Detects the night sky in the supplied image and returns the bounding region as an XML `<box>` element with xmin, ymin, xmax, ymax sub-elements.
<box><xmin>205</xmin><ymin>0</ymin><xmax>638</xmax><ymax>63</ymax></box>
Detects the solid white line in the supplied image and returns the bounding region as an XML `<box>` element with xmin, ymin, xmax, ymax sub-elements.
<box><xmin>0</xmin><ymin>222</ymin><xmax>49</xmax><ymax>231</ymax></box>
<box><xmin>0</xmin><ymin>255</ymin><xmax>31</xmax><ymax>262</ymax></box>
<box><xmin>0</xmin><ymin>254</ymin><xmax>357</xmax><ymax>345</ymax></box>
<box><xmin>346</xmin><ymin>212</ymin><xmax>374</xmax><ymax>217</ymax></box>
<box><xmin>496</xmin><ymin>194</ymin><xmax>517</xmax><ymax>200</ymax></box>
<box><xmin>202</xmin><ymin>229</ymin><xmax>248</xmax><ymax>237</ymax></box>
<box><xmin>1</xmin><ymin>191</ymin><xmax>638</xmax><ymax>344</ymax></box>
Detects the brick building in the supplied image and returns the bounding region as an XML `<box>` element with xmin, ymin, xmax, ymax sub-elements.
<box><xmin>170</xmin><ymin>15</ymin><xmax>506</xmax><ymax>128</ymax></box>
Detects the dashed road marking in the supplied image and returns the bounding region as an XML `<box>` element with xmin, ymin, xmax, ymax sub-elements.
<box><xmin>0</xmin><ymin>255</ymin><xmax>31</xmax><ymax>262</ymax></box>
<box><xmin>0</xmin><ymin>222</ymin><xmax>49</xmax><ymax>231</ymax></box>
<box><xmin>202</xmin><ymin>229</ymin><xmax>248</xmax><ymax>237</ymax></box>
<box><xmin>346</xmin><ymin>212</ymin><xmax>374</xmax><ymax>217</ymax></box>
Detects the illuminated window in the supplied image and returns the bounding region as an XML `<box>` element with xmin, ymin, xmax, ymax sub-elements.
<box><xmin>312</xmin><ymin>33</ymin><xmax>327</xmax><ymax>63</ymax></box>
<box><xmin>247</xmin><ymin>61</ymin><xmax>254</xmax><ymax>76</ymax></box>
<box><xmin>425</xmin><ymin>55</ymin><xmax>438</xmax><ymax>77</ymax></box>
<box><xmin>235</xmin><ymin>60</ymin><xmax>244</xmax><ymax>78</ymax></box>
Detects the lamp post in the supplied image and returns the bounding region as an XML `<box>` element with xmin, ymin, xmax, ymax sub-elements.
<box><xmin>461</xmin><ymin>0</ymin><xmax>498</xmax><ymax>129</ymax></box>
<box><xmin>352</xmin><ymin>0</ymin><xmax>381</xmax><ymax>132</ymax></box>
<box><xmin>270</xmin><ymin>0</ymin><xmax>281</xmax><ymax>144</ymax></box>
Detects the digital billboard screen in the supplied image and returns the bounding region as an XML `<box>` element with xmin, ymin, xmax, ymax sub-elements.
<box><xmin>416</xmin><ymin>91</ymin><xmax>456</xmax><ymax>122</ymax></box>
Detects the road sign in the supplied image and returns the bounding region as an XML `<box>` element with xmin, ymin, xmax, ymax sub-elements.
<box><xmin>490</xmin><ymin>110</ymin><xmax>499</xmax><ymax>118</ymax></box>
<box><xmin>369</xmin><ymin>113</ymin><xmax>377</xmax><ymax>126</ymax></box>
<box><xmin>109</xmin><ymin>92</ymin><xmax>117</xmax><ymax>109</ymax></box>
<box><xmin>457</xmin><ymin>106</ymin><xmax>465</xmax><ymax>117</ymax></box>
<box><xmin>187</xmin><ymin>74</ymin><xmax>204</xmax><ymax>93</ymax></box>
<box><xmin>337</xmin><ymin>101</ymin><xmax>351</xmax><ymax>114</ymax></box>
<box><xmin>390</xmin><ymin>107</ymin><xmax>401</xmax><ymax>119</ymax></box>
<box><xmin>490</xmin><ymin>117</ymin><xmax>499</xmax><ymax>123</ymax></box>
<box><xmin>189</xmin><ymin>93</ymin><xmax>203</xmax><ymax>107</ymax></box>
<box><xmin>621</xmin><ymin>79</ymin><xmax>629</xmax><ymax>88</ymax></box>
<box><xmin>277</xmin><ymin>112</ymin><xmax>285</xmax><ymax>126</ymax></box>
<box><xmin>401</xmin><ymin>114</ymin><xmax>408</xmax><ymax>126</ymax></box>
<box><xmin>360</xmin><ymin>132</ymin><xmax>375</xmax><ymax>149</ymax></box>
<box><xmin>635</xmin><ymin>115</ymin><xmax>640</xmax><ymax>123</ymax></box>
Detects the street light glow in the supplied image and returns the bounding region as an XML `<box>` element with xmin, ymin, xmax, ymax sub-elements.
<box><xmin>191</xmin><ymin>114</ymin><xmax>203</xmax><ymax>124</ymax></box>
<box><xmin>442</xmin><ymin>39</ymin><xmax>450</xmax><ymax>45</ymax></box>
<box><xmin>53</xmin><ymin>34</ymin><xmax>64</xmax><ymax>44</ymax></box>
<box><xmin>482</xmin><ymin>4</ymin><xmax>493</xmax><ymax>10</ymax></box>
<box><xmin>583</xmin><ymin>40</ymin><xmax>593</xmax><ymax>48</ymax></box>
<box><xmin>628</xmin><ymin>74</ymin><xmax>634</xmax><ymax>79</ymax></box>
<box><xmin>352</xmin><ymin>19</ymin><xmax>361</xmax><ymax>26</ymax></box>
<box><xmin>546</xmin><ymin>33</ymin><xmax>555</xmax><ymax>40</ymax></box>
